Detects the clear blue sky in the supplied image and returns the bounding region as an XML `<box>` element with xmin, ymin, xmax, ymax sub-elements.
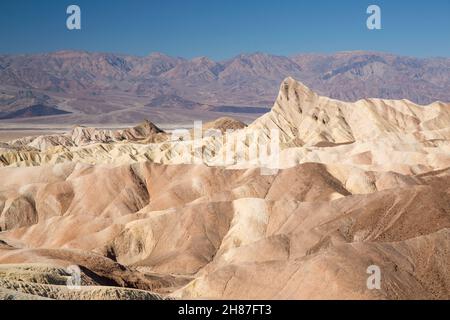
<box><xmin>0</xmin><ymin>0</ymin><xmax>449</xmax><ymax>59</ymax></box>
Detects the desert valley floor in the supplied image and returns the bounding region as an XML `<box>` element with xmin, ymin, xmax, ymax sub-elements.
<box><xmin>0</xmin><ymin>78</ymin><xmax>449</xmax><ymax>299</ymax></box>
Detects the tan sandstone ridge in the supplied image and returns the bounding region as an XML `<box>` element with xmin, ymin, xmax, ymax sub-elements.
<box><xmin>0</xmin><ymin>78</ymin><xmax>449</xmax><ymax>299</ymax></box>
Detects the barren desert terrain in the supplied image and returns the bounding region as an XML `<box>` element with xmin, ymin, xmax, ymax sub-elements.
<box><xmin>0</xmin><ymin>78</ymin><xmax>449</xmax><ymax>300</ymax></box>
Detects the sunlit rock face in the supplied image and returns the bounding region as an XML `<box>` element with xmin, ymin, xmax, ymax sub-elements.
<box><xmin>0</xmin><ymin>78</ymin><xmax>449</xmax><ymax>300</ymax></box>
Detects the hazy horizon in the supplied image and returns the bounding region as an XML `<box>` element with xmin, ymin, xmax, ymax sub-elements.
<box><xmin>2</xmin><ymin>49</ymin><xmax>449</xmax><ymax>61</ymax></box>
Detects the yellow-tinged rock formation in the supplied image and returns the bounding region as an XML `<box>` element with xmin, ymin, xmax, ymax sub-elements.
<box><xmin>0</xmin><ymin>78</ymin><xmax>449</xmax><ymax>299</ymax></box>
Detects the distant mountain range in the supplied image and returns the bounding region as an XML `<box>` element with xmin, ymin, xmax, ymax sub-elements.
<box><xmin>0</xmin><ymin>50</ymin><xmax>449</xmax><ymax>124</ymax></box>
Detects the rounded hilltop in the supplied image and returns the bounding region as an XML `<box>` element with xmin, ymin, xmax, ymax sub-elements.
<box><xmin>202</xmin><ymin>117</ymin><xmax>247</xmax><ymax>133</ymax></box>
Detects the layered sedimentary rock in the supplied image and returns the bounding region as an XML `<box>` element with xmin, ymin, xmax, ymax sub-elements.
<box><xmin>0</xmin><ymin>78</ymin><xmax>449</xmax><ymax>299</ymax></box>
